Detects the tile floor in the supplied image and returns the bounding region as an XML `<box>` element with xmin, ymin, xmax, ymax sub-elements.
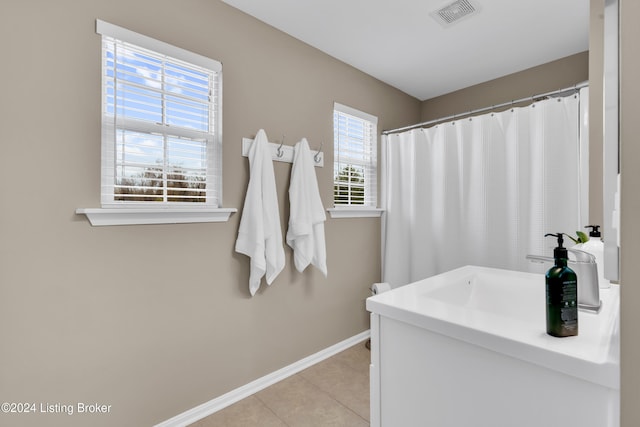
<box><xmin>190</xmin><ymin>341</ymin><xmax>371</xmax><ymax>427</ymax></box>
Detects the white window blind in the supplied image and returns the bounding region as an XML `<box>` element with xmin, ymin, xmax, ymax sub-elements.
<box><xmin>97</xmin><ymin>20</ymin><xmax>222</xmax><ymax>207</ymax></box>
<box><xmin>333</xmin><ymin>103</ymin><xmax>378</xmax><ymax>207</ymax></box>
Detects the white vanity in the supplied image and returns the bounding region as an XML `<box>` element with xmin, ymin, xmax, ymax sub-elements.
<box><xmin>366</xmin><ymin>266</ymin><xmax>620</xmax><ymax>427</ymax></box>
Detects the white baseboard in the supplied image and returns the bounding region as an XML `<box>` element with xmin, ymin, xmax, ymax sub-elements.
<box><xmin>155</xmin><ymin>330</ymin><xmax>371</xmax><ymax>427</ymax></box>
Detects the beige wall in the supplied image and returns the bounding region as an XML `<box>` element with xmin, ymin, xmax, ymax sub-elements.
<box><xmin>420</xmin><ymin>52</ymin><xmax>589</xmax><ymax>122</ymax></box>
<box><xmin>0</xmin><ymin>1</ymin><xmax>419</xmax><ymax>426</ymax></box>
<box><xmin>620</xmin><ymin>0</ymin><xmax>640</xmax><ymax>425</ymax></box>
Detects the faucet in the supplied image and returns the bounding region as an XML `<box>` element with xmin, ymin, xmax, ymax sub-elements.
<box><xmin>526</xmin><ymin>248</ymin><xmax>602</xmax><ymax>312</ymax></box>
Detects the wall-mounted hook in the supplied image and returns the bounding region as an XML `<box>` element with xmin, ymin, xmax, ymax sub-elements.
<box><xmin>314</xmin><ymin>142</ymin><xmax>323</xmax><ymax>163</ymax></box>
<box><xmin>277</xmin><ymin>135</ymin><xmax>285</xmax><ymax>158</ymax></box>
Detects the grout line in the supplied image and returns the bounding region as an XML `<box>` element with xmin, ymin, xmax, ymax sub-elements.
<box><xmin>298</xmin><ymin>343</ymin><xmax>371</xmax><ymax>421</ymax></box>
<box><xmin>253</xmin><ymin>392</ymin><xmax>292</xmax><ymax>427</ymax></box>
<box><xmin>296</xmin><ymin>374</ymin><xmax>364</xmax><ymax>415</ymax></box>
<box><xmin>297</xmin><ymin>355</ymin><xmax>371</xmax><ymax>424</ymax></box>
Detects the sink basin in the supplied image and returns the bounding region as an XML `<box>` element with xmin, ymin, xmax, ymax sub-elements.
<box><xmin>424</xmin><ymin>267</ymin><xmax>541</xmax><ymax>320</ymax></box>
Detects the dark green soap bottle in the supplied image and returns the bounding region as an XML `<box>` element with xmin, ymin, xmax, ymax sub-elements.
<box><xmin>544</xmin><ymin>233</ymin><xmax>578</xmax><ymax>337</ymax></box>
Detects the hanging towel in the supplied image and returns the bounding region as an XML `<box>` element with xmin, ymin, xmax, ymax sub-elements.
<box><xmin>286</xmin><ymin>138</ymin><xmax>327</xmax><ymax>276</ymax></box>
<box><xmin>235</xmin><ymin>129</ymin><xmax>285</xmax><ymax>296</ymax></box>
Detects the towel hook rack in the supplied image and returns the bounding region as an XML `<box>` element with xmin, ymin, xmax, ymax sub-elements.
<box><xmin>241</xmin><ymin>135</ymin><xmax>323</xmax><ymax>167</ymax></box>
<box><xmin>277</xmin><ymin>135</ymin><xmax>285</xmax><ymax>158</ymax></box>
<box><xmin>314</xmin><ymin>142</ymin><xmax>323</xmax><ymax>163</ymax></box>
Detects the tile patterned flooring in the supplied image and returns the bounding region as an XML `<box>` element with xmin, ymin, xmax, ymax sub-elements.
<box><xmin>190</xmin><ymin>341</ymin><xmax>371</xmax><ymax>427</ymax></box>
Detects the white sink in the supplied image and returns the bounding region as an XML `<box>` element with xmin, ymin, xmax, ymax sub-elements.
<box><xmin>366</xmin><ymin>265</ymin><xmax>621</xmax><ymax>427</ymax></box>
<box><xmin>367</xmin><ymin>265</ymin><xmax>620</xmax><ymax>384</ymax></box>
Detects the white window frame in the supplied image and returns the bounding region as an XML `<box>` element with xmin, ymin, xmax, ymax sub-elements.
<box><xmin>77</xmin><ymin>20</ymin><xmax>235</xmax><ymax>225</ymax></box>
<box><xmin>328</xmin><ymin>102</ymin><xmax>383</xmax><ymax>218</ymax></box>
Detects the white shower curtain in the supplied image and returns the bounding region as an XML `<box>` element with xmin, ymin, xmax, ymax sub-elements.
<box><xmin>382</xmin><ymin>88</ymin><xmax>589</xmax><ymax>287</ymax></box>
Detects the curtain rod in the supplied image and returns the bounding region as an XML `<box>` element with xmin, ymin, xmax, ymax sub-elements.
<box><xmin>382</xmin><ymin>81</ymin><xmax>589</xmax><ymax>135</ymax></box>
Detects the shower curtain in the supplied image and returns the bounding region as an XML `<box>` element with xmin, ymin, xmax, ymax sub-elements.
<box><xmin>382</xmin><ymin>88</ymin><xmax>589</xmax><ymax>287</ymax></box>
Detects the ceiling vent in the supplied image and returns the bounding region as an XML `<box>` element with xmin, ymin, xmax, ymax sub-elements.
<box><xmin>430</xmin><ymin>0</ymin><xmax>480</xmax><ymax>27</ymax></box>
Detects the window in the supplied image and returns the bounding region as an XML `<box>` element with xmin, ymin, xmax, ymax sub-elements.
<box><xmin>333</xmin><ymin>103</ymin><xmax>378</xmax><ymax>212</ymax></box>
<box><xmin>97</xmin><ymin>20</ymin><xmax>222</xmax><ymax>208</ymax></box>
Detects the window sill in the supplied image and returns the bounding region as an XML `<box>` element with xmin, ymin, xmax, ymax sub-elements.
<box><xmin>75</xmin><ymin>207</ymin><xmax>237</xmax><ymax>226</ymax></box>
<box><xmin>327</xmin><ymin>207</ymin><xmax>384</xmax><ymax>219</ymax></box>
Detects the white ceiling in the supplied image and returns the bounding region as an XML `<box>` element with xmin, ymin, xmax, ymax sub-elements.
<box><xmin>221</xmin><ymin>0</ymin><xmax>589</xmax><ymax>101</ymax></box>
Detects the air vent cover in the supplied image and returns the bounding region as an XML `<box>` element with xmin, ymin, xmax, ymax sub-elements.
<box><xmin>430</xmin><ymin>0</ymin><xmax>479</xmax><ymax>27</ymax></box>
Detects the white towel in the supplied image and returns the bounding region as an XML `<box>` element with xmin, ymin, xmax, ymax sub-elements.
<box><xmin>235</xmin><ymin>129</ymin><xmax>285</xmax><ymax>296</ymax></box>
<box><xmin>286</xmin><ymin>138</ymin><xmax>327</xmax><ymax>276</ymax></box>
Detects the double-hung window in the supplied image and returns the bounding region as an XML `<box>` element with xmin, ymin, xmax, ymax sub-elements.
<box><xmin>332</xmin><ymin>103</ymin><xmax>380</xmax><ymax>217</ymax></box>
<box><xmin>97</xmin><ymin>20</ymin><xmax>222</xmax><ymax>208</ymax></box>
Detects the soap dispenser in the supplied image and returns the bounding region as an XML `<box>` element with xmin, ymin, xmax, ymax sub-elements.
<box><xmin>544</xmin><ymin>233</ymin><xmax>578</xmax><ymax>337</ymax></box>
<box><xmin>577</xmin><ymin>225</ymin><xmax>610</xmax><ymax>289</ymax></box>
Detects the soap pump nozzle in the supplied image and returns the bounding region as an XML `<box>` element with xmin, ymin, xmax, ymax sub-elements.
<box><xmin>585</xmin><ymin>225</ymin><xmax>601</xmax><ymax>238</ymax></box>
<box><xmin>545</xmin><ymin>233</ymin><xmax>568</xmax><ymax>261</ymax></box>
